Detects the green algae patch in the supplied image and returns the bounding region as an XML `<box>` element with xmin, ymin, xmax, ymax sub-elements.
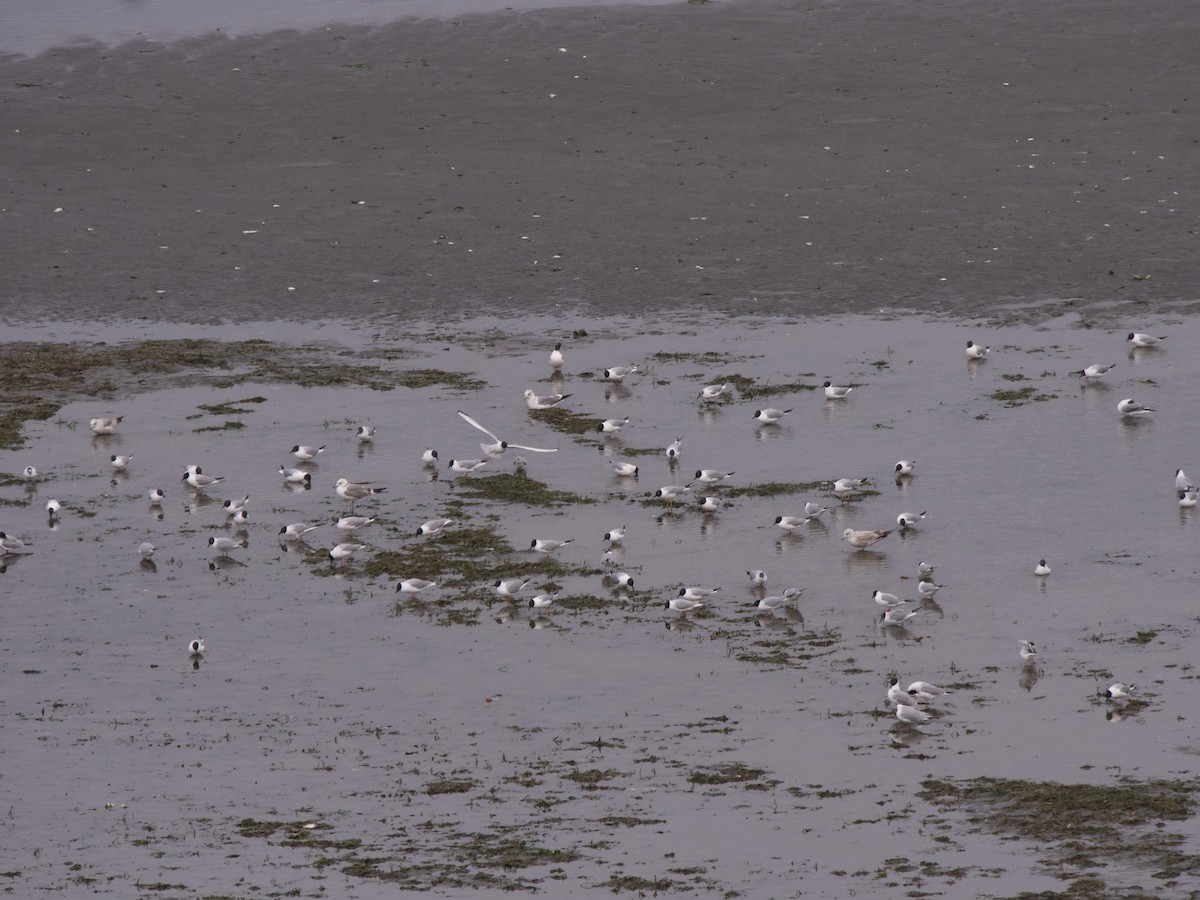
<box><xmin>426</xmin><ymin>778</ymin><xmax>475</xmax><ymax>796</ymax></box>
<box><xmin>0</xmin><ymin>402</ymin><xmax>59</xmax><ymax>450</ymax></box>
<box><xmin>395</xmin><ymin>368</ymin><xmax>486</xmax><ymax>390</ymax></box>
<box><xmin>563</xmin><ymin>768</ymin><xmax>621</xmax><ymax>788</ymax></box>
<box><xmin>528</xmin><ymin>407</ymin><xmax>602</xmax><ymax>434</ymax></box>
<box><xmin>724</xmin><ymin>481</ymin><xmax>826</xmax><ymax>499</ymax></box>
<box><xmin>919</xmin><ymin>777</ymin><xmax>1199</xmax><ymax>842</ymax></box>
<box><xmin>454</xmin><ymin>473</ymin><xmax>592</xmax><ymax>506</ymax></box>
<box><xmin>989</xmin><ymin>386</ymin><xmax>1040</xmax><ymax>406</ymax></box>
<box><xmin>600</xmin><ymin>874</ymin><xmax>678</xmax><ymax>893</ymax></box>
<box><xmin>688</xmin><ymin>762</ymin><xmax>767</xmax><ymax>785</ymax></box>
<box><xmin>555</xmin><ymin>594</ymin><xmax>612</xmax><ymax>611</ymax></box>
<box><xmin>713</xmin><ymin>373</ymin><xmax>818</xmax><ymax>400</ymax></box>
<box><xmin>366</xmin><ymin>524</ymin><xmax>596</xmax><ymax>592</ymax></box>
<box><xmin>919</xmin><ymin>776</ymin><xmax>1200</xmax><ymax>892</ymax></box>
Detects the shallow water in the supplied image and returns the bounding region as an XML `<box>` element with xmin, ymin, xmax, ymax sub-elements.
<box><xmin>3</xmin><ymin>311</ymin><xmax>1199</xmax><ymax>896</ymax></box>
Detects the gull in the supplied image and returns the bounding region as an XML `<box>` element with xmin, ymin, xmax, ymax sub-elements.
<box><xmin>416</xmin><ymin>518</ymin><xmax>453</xmax><ymax>538</ymax></box>
<box><xmin>335</xmin><ymin>477</ymin><xmax>387</xmax><ymax>503</ymax></box>
<box><xmin>896</xmin><ymin>704</ymin><xmax>931</xmax><ymax>726</ymax></box>
<box><xmin>698</xmin><ymin>495</ymin><xmax>724</xmax><ymax>512</ymax></box>
<box><xmin>448</xmin><ymin>457</ymin><xmax>490</xmax><ymax>474</ymax></box>
<box><xmin>512</xmin><ymin>456</ymin><xmax>527</xmax><ymax>476</ymax></box>
<box><xmin>610</xmin><ymin>460</ymin><xmax>638</xmax><ymax>477</ymax></box>
<box><xmin>110</xmin><ymin>454</ymin><xmax>132</xmax><ymax>470</ymax></box>
<box><xmin>843</xmin><ymin>528</ymin><xmax>891</xmax><ymax>549</ymax></box>
<box><xmin>665</xmin><ymin>437</ymin><xmax>683</xmax><ymax>460</ymax></box>
<box><xmin>666</xmin><ymin>596</ymin><xmax>707</xmax><ymax>613</ymax></box>
<box><xmin>549</xmin><ymin>342</ymin><xmax>565</xmax><ymax>370</ymax></box>
<box><xmin>0</xmin><ymin>533</ymin><xmax>28</xmax><ymax>554</ymax></box>
<box><xmin>279</xmin><ymin>522</ymin><xmax>320</xmax><ymax>541</ymax></box>
<box><xmin>697</xmin><ymin>382</ymin><xmax>731</xmax><ymax>402</ymax></box>
<box><xmin>524</xmin><ymin>389</ymin><xmax>571</xmax><ymax>409</ymax></box>
<box><xmin>280</xmin><ymin>466</ymin><xmax>312</xmax><ymax>485</ymax></box>
<box><xmin>1118</xmin><ymin>398</ymin><xmax>1154</xmax><ymax>416</ymax></box>
<box><xmin>422</xmin><ymin>448</ymin><xmax>439</xmax><ymax>466</ymax></box>
<box><xmin>602</xmin><ymin>365</ymin><xmax>639</xmax><ymax>383</ymax></box>
<box><xmin>329</xmin><ymin>543</ymin><xmax>365</xmax><ymax>565</ymax></box>
<box><xmin>1034</xmin><ymin>559</ymin><xmax>1051</xmax><ymax>576</ymax></box>
<box><xmin>895</xmin><ymin>459</ymin><xmax>916</xmax><ymax>476</ymax></box>
<box><xmin>1179</xmin><ymin>489</ymin><xmax>1198</xmax><ymax>508</ymax></box>
<box><xmin>775</xmin><ymin>515</ymin><xmax>805</xmax><ymax>533</ymax></box>
<box><xmin>965</xmin><ymin>341</ymin><xmax>989</xmax><ymax>359</ymax></box>
<box><xmin>804</xmin><ymin>502</ymin><xmax>832</xmax><ymax>522</ymax></box>
<box><xmin>1105</xmin><ymin>682</ymin><xmax>1135</xmax><ymax>701</ymax></box>
<box><xmin>832</xmin><ymin>477</ymin><xmax>866</xmax><ymax>497</ymax></box>
<box><xmin>208</xmin><ymin>536</ymin><xmax>244</xmax><ymax>557</ymax></box>
<box><xmin>528</xmin><ymin>591</ymin><xmax>559</xmax><ymax>609</ymax></box>
<box><xmin>881</xmin><ymin>606</ymin><xmax>919</xmax><ymax>626</ymax></box>
<box><xmin>1176</xmin><ymin>469</ymin><xmax>1192</xmax><ymax>491</ymax></box>
<box><xmin>655</xmin><ymin>484</ymin><xmax>692</xmax><ymax>508</ymax></box>
<box><xmin>138</xmin><ymin>542</ymin><xmax>156</xmax><ymax>559</ymax></box>
<box><xmin>494</xmin><ymin>577</ymin><xmax>532</xmax><ymax>599</ymax></box>
<box><xmin>897</xmin><ymin>510</ymin><xmax>927</xmax><ymax>530</ymax></box>
<box><xmin>908</xmin><ymin>681</ymin><xmax>949</xmax><ymax>701</ymax></box>
<box><xmin>356</xmin><ymin>425</ymin><xmax>376</xmax><ymax>441</ymax></box>
<box><xmin>694</xmin><ymin>469</ymin><xmax>735</xmax><ymax>486</ymax></box>
<box><xmin>336</xmin><ymin>515</ymin><xmax>376</xmax><ymax>531</ymax></box>
<box><xmin>89</xmin><ymin>416</ymin><xmax>123</xmax><ymax>434</ymax></box>
<box><xmin>1073</xmin><ymin>363</ymin><xmax>1117</xmax><ymax>379</ymax></box>
<box><xmin>823</xmin><ymin>381</ymin><xmax>853</xmax><ymax>399</ymax></box>
<box><xmin>1019</xmin><ymin>639</ymin><xmax>1037</xmax><ymax>664</ymax></box>
<box><xmin>679</xmin><ymin>585</ymin><xmax>721</xmax><ymax>602</ymax></box>
<box><xmin>457</xmin><ymin>410</ymin><xmax>558</xmax><ymax>454</ymax></box>
<box><xmin>531</xmin><ymin>538</ymin><xmax>573</xmax><ymax>553</ymax></box>
<box><xmin>603</xmin><ymin>525</ymin><xmax>626</xmax><ymax>544</ymax></box>
<box><xmin>291</xmin><ymin>444</ymin><xmax>325</xmax><ymax>461</ymax></box>
<box><xmin>748</xmin><ymin>570</ymin><xmax>768</xmax><ymax>587</ymax></box>
<box><xmin>222</xmin><ymin>495</ymin><xmax>250</xmax><ymax>515</ymax></box>
<box><xmin>23</xmin><ymin>465</ymin><xmax>40</xmax><ymax>481</ymax></box>
<box><xmin>231</xmin><ymin>509</ymin><xmax>250</xmax><ymax>527</ymax></box>
<box><xmin>917</xmin><ymin>580</ymin><xmax>942</xmax><ymax>598</ymax></box>
<box><xmin>46</xmin><ymin>498</ymin><xmax>62</xmax><ymax>519</ymax></box>
<box><xmin>188</xmin><ymin>639</ymin><xmax>206</xmax><ymax>657</ymax></box>
<box><xmin>396</xmin><ymin>578</ymin><xmax>437</xmax><ymax>596</ymax></box>
<box><xmin>183</xmin><ymin>465</ymin><xmax>224</xmax><ymax>492</ymax></box>
<box><xmin>1127</xmin><ymin>332</ymin><xmax>1166</xmax><ymax>348</ymax></box>
<box><xmin>754</xmin><ymin>588</ymin><xmax>804</xmax><ymax>611</ymax></box>
<box><xmin>753</xmin><ymin>407</ymin><xmax>793</xmax><ymax>424</ymax></box>
<box><xmin>148</xmin><ymin>488</ymin><xmax>165</xmax><ymax>504</ymax></box>
<box><xmin>598</xmin><ymin>417</ymin><xmax>630</xmax><ymax>434</ymax></box>
<box><xmin>888</xmin><ymin>677</ymin><xmax>918</xmax><ymax>707</ymax></box>
<box><xmin>613</xmin><ymin>572</ymin><xmax>635</xmax><ymax>589</ymax></box>
<box><xmin>917</xmin><ymin>561</ymin><xmax>935</xmax><ymax>577</ymax></box>
<box><xmin>872</xmin><ymin>590</ymin><xmax>903</xmax><ymax>608</ymax></box>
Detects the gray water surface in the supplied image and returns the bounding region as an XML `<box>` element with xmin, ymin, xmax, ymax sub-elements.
<box><xmin>3</xmin><ymin>312</ymin><xmax>1198</xmax><ymax>897</ymax></box>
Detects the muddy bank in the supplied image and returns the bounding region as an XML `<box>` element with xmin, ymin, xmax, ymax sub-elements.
<box><xmin>3</xmin><ymin>0</ymin><xmax>1198</xmax><ymax>326</ymax></box>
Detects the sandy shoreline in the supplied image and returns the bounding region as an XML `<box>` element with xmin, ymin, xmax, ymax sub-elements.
<box><xmin>2</xmin><ymin>0</ymin><xmax>1197</xmax><ymax>326</ymax></box>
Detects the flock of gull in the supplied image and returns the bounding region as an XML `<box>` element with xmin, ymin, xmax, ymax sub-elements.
<box><xmin>4</xmin><ymin>329</ymin><xmax>1175</xmax><ymax>725</ymax></box>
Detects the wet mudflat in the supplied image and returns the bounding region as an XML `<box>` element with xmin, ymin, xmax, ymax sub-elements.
<box><xmin>3</xmin><ymin>311</ymin><xmax>1200</xmax><ymax>898</ymax></box>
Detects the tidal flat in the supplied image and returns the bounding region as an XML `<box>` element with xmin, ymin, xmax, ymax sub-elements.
<box><xmin>3</xmin><ymin>312</ymin><xmax>1200</xmax><ymax>898</ymax></box>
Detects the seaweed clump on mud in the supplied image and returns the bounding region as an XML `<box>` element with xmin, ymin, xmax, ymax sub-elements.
<box><xmin>919</xmin><ymin>776</ymin><xmax>1200</xmax><ymax>892</ymax></box>
<box><xmin>710</xmin><ymin>373</ymin><xmax>818</xmax><ymax>400</ymax></box>
<box><xmin>453</xmin><ymin>473</ymin><xmax>593</xmax><ymax>506</ymax></box>
<box><xmin>0</xmin><ymin>337</ymin><xmax>483</xmax><ymax>447</ymax></box>
<box><xmin>364</xmin><ymin>524</ymin><xmax>598</xmax><ymax>598</ymax></box>
<box><xmin>528</xmin><ymin>407</ymin><xmax>602</xmax><ymax>435</ymax></box>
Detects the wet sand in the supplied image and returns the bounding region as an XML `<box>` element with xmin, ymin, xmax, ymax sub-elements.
<box><xmin>3</xmin><ymin>0</ymin><xmax>1198</xmax><ymax>324</ymax></box>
